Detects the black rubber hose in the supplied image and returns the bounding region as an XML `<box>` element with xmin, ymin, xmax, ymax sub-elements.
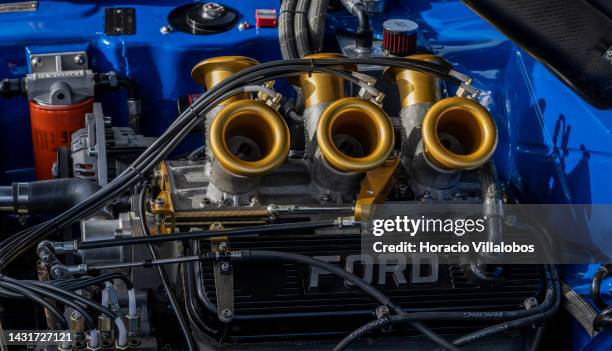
<box><xmin>0</xmin><ymin>78</ymin><xmax>24</xmax><ymax>98</ymax></box>
<box><xmin>339</xmin><ymin>0</ymin><xmax>372</xmax><ymax>50</ymax></box>
<box><xmin>279</xmin><ymin>0</ymin><xmax>299</xmax><ymax>59</ymax></box>
<box><xmin>95</xmin><ymin>72</ymin><xmax>142</xmax><ymax>133</ymax></box>
<box><xmin>591</xmin><ymin>265</ymin><xmax>610</xmax><ymax>310</ymax></box>
<box><xmin>241</xmin><ymin>250</ymin><xmax>460</xmax><ymax>351</ymax></box>
<box><xmin>0</xmin><ymin>280</ymin><xmax>68</xmax><ymax>329</ymax></box>
<box><xmin>0</xmin><ymin>178</ymin><xmax>101</xmax><ymax>215</ymax></box>
<box><xmin>95</xmin><ymin>72</ymin><xmax>137</xmax><ymax>99</ymax></box>
<box><xmin>139</xmin><ymin>185</ymin><xmax>196</xmax><ymax>351</ymax></box>
<box><xmin>308</xmin><ymin>0</ymin><xmax>329</xmax><ymax>52</ymax></box>
<box><xmin>594</xmin><ymin>306</ymin><xmax>612</xmax><ymax>328</ymax></box>
<box><xmin>295</xmin><ymin>0</ymin><xmax>312</xmax><ymax>57</ymax></box>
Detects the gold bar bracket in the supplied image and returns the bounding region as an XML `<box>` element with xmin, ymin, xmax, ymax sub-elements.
<box><xmin>354</xmin><ymin>157</ymin><xmax>400</xmax><ymax>221</ymax></box>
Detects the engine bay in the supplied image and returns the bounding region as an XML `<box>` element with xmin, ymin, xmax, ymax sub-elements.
<box><xmin>0</xmin><ymin>0</ymin><xmax>611</xmax><ymax>350</ymax></box>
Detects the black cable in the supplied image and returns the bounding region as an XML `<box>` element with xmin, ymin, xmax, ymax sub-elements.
<box><xmin>0</xmin><ymin>65</ymin><xmax>353</xmax><ymax>264</ymax></box>
<box><xmin>530</xmin><ymin>325</ymin><xmax>545</xmax><ymax>351</ymax></box>
<box><xmin>591</xmin><ymin>265</ymin><xmax>610</xmax><ymax>310</ymax></box>
<box><xmin>78</xmin><ymin>220</ymin><xmax>339</xmax><ymax>250</ymax></box>
<box><xmin>0</xmin><ymin>276</ymin><xmax>96</xmax><ymax>330</ymax></box>
<box><xmin>0</xmin><ymin>57</ymin><xmax>473</xmax><ymax>349</ymax></box>
<box><xmin>138</xmin><ymin>184</ymin><xmax>196</xmax><ymax>351</ymax></box>
<box><xmin>333</xmin><ymin>266</ymin><xmax>560</xmax><ymax>351</ymax></box>
<box><xmin>54</xmin><ymin>272</ymin><xmax>133</xmax><ymax>291</ymax></box>
<box><xmin>180</xmin><ymin>253</ymin><xmax>218</xmax><ymax>334</ymax></box>
<box><xmin>240</xmin><ymin>250</ymin><xmax>459</xmax><ymax>351</ymax></box>
<box><xmin>0</xmin><ymin>56</ymin><xmax>462</xmax><ymax>269</ymax></box>
<box><xmin>23</xmin><ymin>279</ymin><xmax>117</xmax><ymax>322</ymax></box>
<box><xmin>0</xmin><ymin>280</ymin><xmax>68</xmax><ymax>329</ymax></box>
<box><xmin>69</xmin><ymin>248</ymin><xmax>457</xmax><ymax>351</ymax></box>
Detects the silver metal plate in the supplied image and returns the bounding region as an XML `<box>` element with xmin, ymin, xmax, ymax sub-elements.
<box><xmin>0</xmin><ymin>1</ymin><xmax>37</xmax><ymax>13</ymax></box>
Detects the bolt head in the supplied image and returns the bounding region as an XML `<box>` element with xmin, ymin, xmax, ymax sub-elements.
<box><xmin>238</xmin><ymin>21</ymin><xmax>251</xmax><ymax>31</ymax></box>
<box><xmin>31</xmin><ymin>57</ymin><xmax>42</xmax><ymax>68</ymax></box>
<box><xmin>375</xmin><ymin>305</ymin><xmax>390</xmax><ymax>319</ymax></box>
<box><xmin>73</xmin><ymin>54</ymin><xmax>86</xmax><ymax>65</ymax></box>
<box><xmin>221</xmin><ymin>309</ymin><xmax>233</xmax><ymax>318</ymax></box>
<box><xmin>202</xmin><ymin>3</ymin><xmax>224</xmax><ymax>18</ymax></box>
<box><xmin>160</xmin><ymin>25</ymin><xmax>172</xmax><ymax>34</ymax></box>
<box><xmin>220</xmin><ymin>262</ymin><xmax>231</xmax><ymax>272</ymax></box>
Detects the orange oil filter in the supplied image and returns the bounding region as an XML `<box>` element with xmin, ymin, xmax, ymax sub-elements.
<box><xmin>29</xmin><ymin>97</ymin><xmax>93</xmax><ymax>179</ymax></box>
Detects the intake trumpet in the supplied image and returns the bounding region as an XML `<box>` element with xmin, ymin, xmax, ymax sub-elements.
<box><xmin>191</xmin><ymin>56</ymin><xmax>290</xmax><ymax>194</ymax></box>
<box><xmin>385</xmin><ymin>54</ymin><xmax>497</xmax><ymax>191</ymax></box>
<box><xmin>293</xmin><ymin>53</ymin><xmax>394</xmax><ymax>191</ymax></box>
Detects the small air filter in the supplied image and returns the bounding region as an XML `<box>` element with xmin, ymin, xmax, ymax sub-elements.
<box><xmin>382</xmin><ymin>19</ymin><xmax>418</xmax><ymax>56</ymax></box>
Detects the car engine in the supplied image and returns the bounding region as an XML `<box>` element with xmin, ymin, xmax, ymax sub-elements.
<box><xmin>0</xmin><ymin>0</ymin><xmax>611</xmax><ymax>350</ymax></box>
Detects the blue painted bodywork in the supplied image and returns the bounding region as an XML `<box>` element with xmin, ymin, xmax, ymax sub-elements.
<box><xmin>0</xmin><ymin>0</ymin><xmax>610</xmax><ymax>349</ymax></box>
<box><xmin>0</xmin><ymin>0</ymin><xmax>282</xmax><ymax>182</ymax></box>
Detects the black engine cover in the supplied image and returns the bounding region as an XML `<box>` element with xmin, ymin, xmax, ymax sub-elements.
<box><xmin>190</xmin><ymin>233</ymin><xmax>546</xmax><ymax>343</ymax></box>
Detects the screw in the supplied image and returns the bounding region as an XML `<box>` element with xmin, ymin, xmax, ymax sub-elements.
<box><xmin>523</xmin><ymin>297</ymin><xmax>538</xmax><ymax>310</ymax></box>
<box><xmin>221</xmin><ymin>309</ymin><xmax>233</xmax><ymax>319</ymax></box>
<box><xmin>217</xmin><ymin>241</ymin><xmax>228</xmax><ymax>251</ymax></box>
<box><xmin>422</xmin><ymin>191</ymin><xmax>432</xmax><ymax>200</ymax></box>
<box><xmin>39</xmin><ymin>252</ymin><xmax>50</xmax><ymax>263</ymax></box>
<box><xmin>31</xmin><ymin>57</ymin><xmax>42</xmax><ymax>68</ymax></box>
<box><xmin>73</xmin><ymin>54</ymin><xmax>86</xmax><ymax>65</ymax></box>
<box><xmin>375</xmin><ymin>305</ymin><xmax>390</xmax><ymax>319</ymax></box>
<box><xmin>210</xmin><ymin>222</ymin><xmax>224</xmax><ymax>231</ymax></box>
<box><xmin>249</xmin><ymin>196</ymin><xmax>259</xmax><ymax>206</ymax></box>
<box><xmin>238</xmin><ymin>21</ymin><xmax>251</xmax><ymax>31</ymax></box>
<box><xmin>160</xmin><ymin>25</ymin><xmax>172</xmax><ymax>34</ymax></box>
<box><xmin>604</xmin><ymin>48</ymin><xmax>612</xmax><ymax>64</ymax></box>
<box><xmin>220</xmin><ymin>262</ymin><xmax>231</xmax><ymax>272</ymax></box>
<box><xmin>154</xmin><ymin>197</ymin><xmax>165</xmax><ymax>206</ymax></box>
<box><xmin>320</xmin><ymin>193</ymin><xmax>331</xmax><ymax>202</ymax></box>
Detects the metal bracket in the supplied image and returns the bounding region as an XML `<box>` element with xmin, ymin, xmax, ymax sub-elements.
<box><xmin>449</xmin><ymin>69</ymin><xmax>480</xmax><ymax>99</ymax></box>
<box><xmin>354</xmin><ymin>157</ymin><xmax>400</xmax><ymax>221</ymax></box>
<box><xmin>211</xmin><ymin>227</ymin><xmax>235</xmax><ymax>323</ymax></box>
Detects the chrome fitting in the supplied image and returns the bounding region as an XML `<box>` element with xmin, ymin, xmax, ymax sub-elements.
<box><xmin>125</xmin><ymin>314</ymin><xmax>140</xmax><ymax>335</ymax></box>
<box><xmin>97</xmin><ymin>316</ymin><xmax>112</xmax><ymax>334</ymax></box>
